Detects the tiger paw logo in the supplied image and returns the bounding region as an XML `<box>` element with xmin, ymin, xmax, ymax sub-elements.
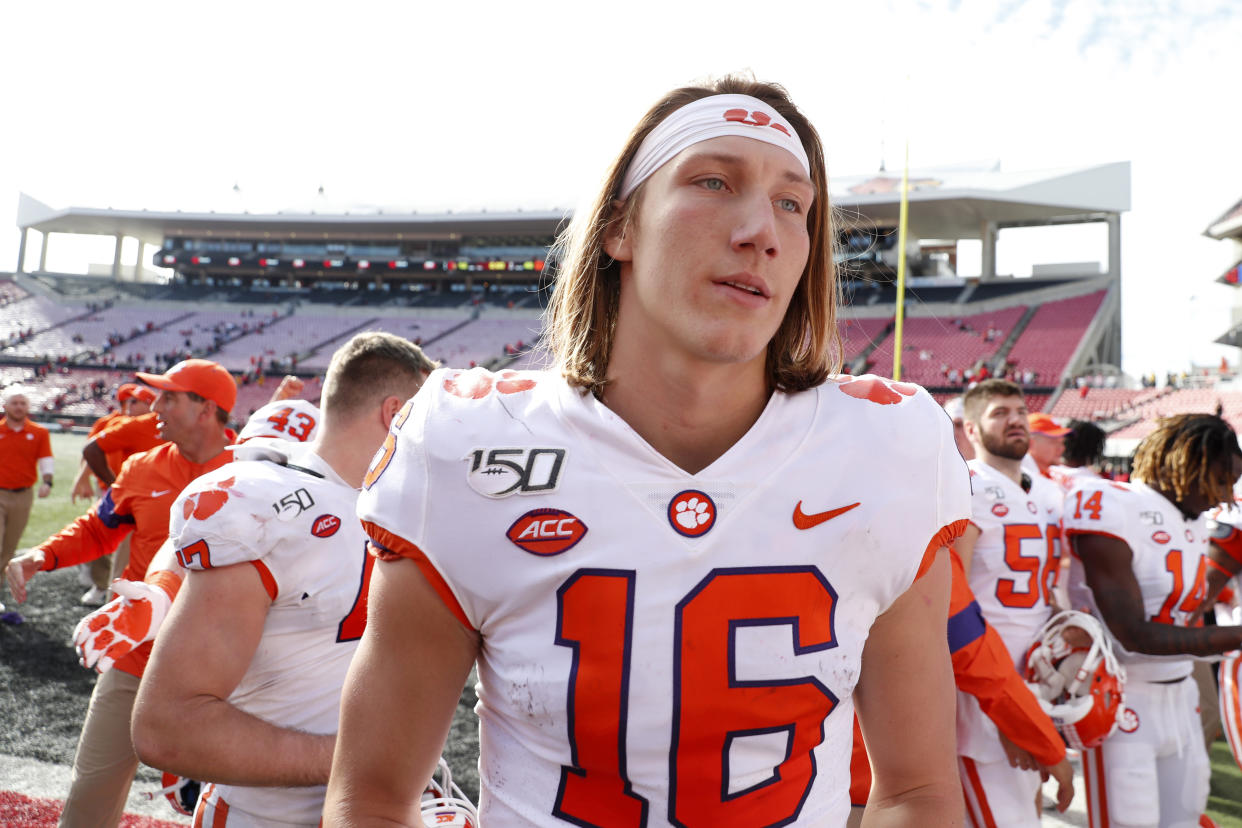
<box><xmin>181</xmin><ymin>476</ymin><xmax>236</xmax><ymax>521</ymax></box>
<box><xmin>722</xmin><ymin>107</ymin><xmax>791</xmax><ymax>136</ymax></box>
<box><xmin>668</xmin><ymin>490</ymin><xmax>716</xmax><ymax>538</ymax></box>
<box><xmin>444</xmin><ymin>368</ymin><xmax>538</xmax><ymax>400</ymax></box>
<box><xmin>833</xmin><ymin>375</ymin><xmax>919</xmax><ymax>405</ymax></box>
<box><xmin>1119</xmin><ymin>707</ymin><xmax>1140</xmax><ymax>733</ymax></box>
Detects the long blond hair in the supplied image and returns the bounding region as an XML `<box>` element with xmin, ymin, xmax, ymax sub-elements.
<box><xmin>542</xmin><ymin>75</ymin><xmax>841</xmax><ymax>397</ymax></box>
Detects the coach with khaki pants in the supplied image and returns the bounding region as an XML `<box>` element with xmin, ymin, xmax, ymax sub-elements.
<box><xmin>0</xmin><ymin>388</ymin><xmax>53</xmax><ymax>618</ymax></box>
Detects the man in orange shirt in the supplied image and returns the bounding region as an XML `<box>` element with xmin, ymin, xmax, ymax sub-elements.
<box><xmin>1024</xmin><ymin>412</ymin><xmax>1069</xmax><ymax>480</ymax></box>
<box><xmin>5</xmin><ymin>358</ymin><xmax>234</xmax><ymax>827</ymax></box>
<box><xmin>71</xmin><ymin>383</ymin><xmax>157</xmax><ymax>605</ymax></box>
<box><xmin>82</xmin><ymin>404</ymin><xmax>165</xmax><ymax>488</ymax></box>
<box><xmin>0</xmin><ymin>386</ymin><xmax>54</xmax><ymax>622</ymax></box>
<box><xmin>72</xmin><ymin>384</ymin><xmax>157</xmax><ymax>501</ymax></box>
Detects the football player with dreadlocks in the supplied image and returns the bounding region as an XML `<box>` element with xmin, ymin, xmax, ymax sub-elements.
<box><xmin>1064</xmin><ymin>413</ymin><xmax>1242</xmax><ymax>828</ymax></box>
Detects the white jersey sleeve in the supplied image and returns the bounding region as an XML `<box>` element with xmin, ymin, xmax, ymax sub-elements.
<box><xmin>1062</xmin><ymin>478</ymin><xmax>1129</xmax><ymax>545</ymax></box>
<box><xmin>170</xmin><ymin>464</ymin><xmax>272</xmax><ymax>573</ymax></box>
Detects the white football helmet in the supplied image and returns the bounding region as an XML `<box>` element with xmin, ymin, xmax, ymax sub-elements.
<box><xmin>1024</xmin><ymin>610</ymin><xmax>1127</xmax><ymax>751</ymax></box>
<box><xmin>237</xmin><ymin>399</ymin><xmax>322</xmax><ymax>444</ymax></box>
<box><xmin>422</xmin><ymin>757</ymin><xmax>478</xmax><ymax>827</ymax></box>
<box><xmin>144</xmin><ymin>771</ymin><xmax>201</xmax><ymax>816</ymax></box>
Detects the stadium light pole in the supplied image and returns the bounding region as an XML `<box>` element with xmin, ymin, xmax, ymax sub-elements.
<box><xmin>892</xmin><ymin>138</ymin><xmax>910</xmax><ymax>381</ymax></box>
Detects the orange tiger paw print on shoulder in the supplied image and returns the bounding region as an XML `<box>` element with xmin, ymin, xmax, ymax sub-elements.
<box><xmin>831</xmin><ymin>375</ymin><xmax>919</xmax><ymax>405</ymax></box>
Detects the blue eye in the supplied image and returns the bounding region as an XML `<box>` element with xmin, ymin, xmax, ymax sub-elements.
<box><xmin>701</xmin><ymin>178</ymin><xmax>726</xmax><ymax>191</ymax></box>
<box><xmin>776</xmin><ymin>198</ymin><xmax>801</xmax><ymax>213</ymax></box>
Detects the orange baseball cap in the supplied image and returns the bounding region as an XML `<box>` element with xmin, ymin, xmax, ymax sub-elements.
<box><xmin>116</xmin><ymin>383</ymin><xmax>139</xmax><ymax>402</ymax></box>
<box><xmin>129</xmin><ymin>385</ymin><xmax>157</xmax><ymax>404</ymax></box>
<box><xmin>136</xmin><ymin>359</ymin><xmax>236</xmax><ymax>413</ymax></box>
<box><xmin>1028</xmin><ymin>412</ymin><xmax>1070</xmax><ymax>437</ymax></box>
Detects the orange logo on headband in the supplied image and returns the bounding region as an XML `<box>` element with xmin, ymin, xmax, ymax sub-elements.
<box><xmin>723</xmin><ymin>108</ymin><xmax>791</xmax><ymax>137</ymax></box>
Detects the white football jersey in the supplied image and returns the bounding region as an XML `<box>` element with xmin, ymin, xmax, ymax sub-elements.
<box><xmin>171</xmin><ymin>440</ymin><xmax>367</xmax><ymax>825</ymax></box>
<box><xmin>963</xmin><ymin>459</ymin><xmax>1062</xmax><ymax>665</ymax></box>
<box><xmin>237</xmin><ymin>399</ymin><xmax>321</xmax><ymax>444</ymax></box>
<box><xmin>358</xmin><ymin>368</ymin><xmax>971</xmax><ymax>827</ymax></box>
<box><xmin>1049</xmin><ymin>464</ymin><xmax>1099</xmax><ymax>493</ymax></box>
<box><xmin>1063</xmin><ymin>479</ymin><xmax>1208</xmax><ymax>682</ymax></box>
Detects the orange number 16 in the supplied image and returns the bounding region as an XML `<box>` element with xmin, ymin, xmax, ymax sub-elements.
<box><xmin>554</xmin><ymin>567</ymin><xmax>839</xmax><ymax>827</ymax></box>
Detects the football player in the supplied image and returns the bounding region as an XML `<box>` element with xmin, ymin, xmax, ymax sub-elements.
<box><xmin>944</xmin><ymin>395</ymin><xmax>974</xmax><ymax>461</ymax></box>
<box><xmin>70</xmin><ymin>395</ymin><xmax>325</xmax><ymax>677</ymax></box>
<box><xmin>130</xmin><ymin>333</ymin><xmax>435</xmax><ymax>826</ymax></box>
<box><xmin>325</xmin><ymin>77</ymin><xmax>971</xmax><ymax>825</ymax></box>
<box><xmin>1049</xmin><ymin>419</ymin><xmax>1106</xmax><ymax>492</ymax></box>
<box><xmin>236</xmin><ymin>397</ymin><xmax>321</xmax><ymax>444</ymax></box>
<box><xmin>1064</xmin><ymin>413</ymin><xmax>1242</xmax><ymax>828</ymax></box>
<box><xmin>952</xmin><ymin>379</ymin><xmax>1067</xmax><ymax>826</ymax></box>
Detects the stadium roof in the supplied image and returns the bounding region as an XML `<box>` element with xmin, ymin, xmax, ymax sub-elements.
<box><xmin>16</xmin><ymin>161</ymin><xmax>1129</xmax><ymax>246</ymax></box>
<box><xmin>15</xmin><ymin>193</ymin><xmax>566</xmax><ymax>245</ymax></box>
<box><xmin>830</xmin><ymin>161</ymin><xmax>1130</xmax><ymax>239</ymax></box>
<box><xmin>1205</xmin><ymin>197</ymin><xmax>1242</xmax><ymax>240</ymax></box>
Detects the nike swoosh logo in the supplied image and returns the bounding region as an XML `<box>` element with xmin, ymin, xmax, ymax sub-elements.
<box><xmin>151</xmin><ymin>489</ymin><xmax>172</xmax><ymax>498</ymax></box>
<box><xmin>793</xmin><ymin>500</ymin><xmax>861</xmax><ymax>530</ymax></box>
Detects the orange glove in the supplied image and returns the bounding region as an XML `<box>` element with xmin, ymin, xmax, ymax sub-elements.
<box><xmin>72</xmin><ymin>572</ymin><xmax>181</xmax><ymax>672</ymax></box>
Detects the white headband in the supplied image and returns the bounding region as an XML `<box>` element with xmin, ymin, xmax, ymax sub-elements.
<box><xmin>619</xmin><ymin>93</ymin><xmax>811</xmax><ymax>200</ymax></box>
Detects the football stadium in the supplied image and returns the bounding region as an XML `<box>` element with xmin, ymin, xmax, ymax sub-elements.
<box><xmin>4</xmin><ymin>2</ymin><xmax>1242</xmax><ymax>825</ymax></box>
<box><xmin>3</xmin><ymin>159</ymin><xmax>1242</xmax><ymax>825</ymax></box>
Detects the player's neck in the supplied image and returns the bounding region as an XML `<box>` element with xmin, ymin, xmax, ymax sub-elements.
<box><xmin>1148</xmin><ymin>483</ymin><xmax>1201</xmax><ymax>521</ymax></box>
<box><xmin>177</xmin><ymin>427</ymin><xmax>231</xmax><ymax>465</ymax></box>
<box><xmin>312</xmin><ymin>430</ymin><xmax>371</xmax><ymax>489</ymax></box>
<box><xmin>602</xmin><ymin>352</ymin><xmax>769</xmax><ymax>476</ymax></box>
<box><xmin>980</xmin><ymin>451</ymin><xmax>1024</xmax><ymax>486</ymax></box>
<box><xmin>4</xmin><ymin>416</ymin><xmax>25</xmax><ymax>430</ymax></box>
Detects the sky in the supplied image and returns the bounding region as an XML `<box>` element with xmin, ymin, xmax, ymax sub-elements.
<box><xmin>1</xmin><ymin>0</ymin><xmax>1240</xmax><ymax>377</ymax></box>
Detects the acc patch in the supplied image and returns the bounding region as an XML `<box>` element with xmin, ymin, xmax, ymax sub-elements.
<box><xmin>992</xmin><ymin>503</ymin><xmax>1010</xmax><ymax>517</ymax></box>
<box><xmin>668</xmin><ymin>490</ymin><xmax>716</xmax><ymax>538</ymax></box>
<box><xmin>311</xmin><ymin>514</ymin><xmax>341</xmax><ymax>538</ymax></box>
<box><xmin>1186</xmin><ymin>529</ymin><xmax>1196</xmax><ymax>543</ymax></box>
<box><xmin>1152</xmin><ymin>530</ymin><xmax>1171</xmax><ymax>545</ymax></box>
<box><xmin>1026</xmin><ymin>501</ymin><xmax>1038</xmax><ymax>514</ymax></box>
<box><xmin>507</xmin><ymin>508</ymin><xmax>587</xmax><ymax>556</ymax></box>
<box><xmin>1119</xmin><ymin>707</ymin><xmax>1140</xmax><ymax>734</ymax></box>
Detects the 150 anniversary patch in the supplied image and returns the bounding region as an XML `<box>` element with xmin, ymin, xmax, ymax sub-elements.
<box><xmin>465</xmin><ymin>448</ymin><xmax>565</xmax><ymax>498</ymax></box>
